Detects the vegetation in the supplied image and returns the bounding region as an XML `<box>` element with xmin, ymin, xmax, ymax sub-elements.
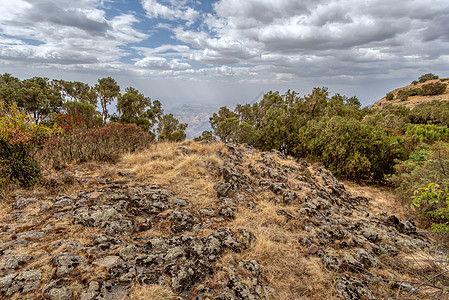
<box><xmin>0</xmin><ymin>73</ymin><xmax>186</xmax><ymax>191</ymax></box>
<box><xmin>207</xmin><ymin>73</ymin><xmax>449</xmax><ymax>232</ymax></box>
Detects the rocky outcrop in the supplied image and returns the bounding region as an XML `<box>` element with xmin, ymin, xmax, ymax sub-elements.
<box><xmin>0</xmin><ymin>142</ymin><xmax>439</xmax><ymax>299</ymax></box>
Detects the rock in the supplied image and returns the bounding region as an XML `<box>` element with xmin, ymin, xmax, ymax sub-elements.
<box><xmin>334</xmin><ymin>277</ymin><xmax>374</xmax><ymax>300</ymax></box>
<box><xmin>117</xmin><ymin>171</ymin><xmax>130</xmax><ymax>177</ymax></box>
<box><xmin>199</xmin><ymin>209</ymin><xmax>215</xmax><ymax>216</ymax></box>
<box><xmin>93</xmin><ymin>256</ymin><xmax>123</xmax><ymax>268</ymax></box>
<box><xmin>12</xmin><ymin>196</ymin><xmax>38</xmax><ymax>210</ymax></box>
<box><xmin>354</xmin><ymin>249</ymin><xmax>381</xmax><ymax>268</ymax></box>
<box><xmin>80</xmin><ymin>281</ymin><xmax>100</xmax><ymax>300</ymax></box>
<box><xmin>119</xmin><ymin>244</ymin><xmax>138</xmax><ymax>261</ymax></box>
<box><xmin>169</xmin><ymin>210</ymin><xmax>198</xmax><ymax>233</ymax></box>
<box><xmin>5</xmin><ymin>269</ymin><xmax>41</xmax><ymax>296</ymax></box>
<box><xmin>239</xmin><ymin>260</ymin><xmax>262</xmax><ymax>276</ymax></box>
<box><xmin>0</xmin><ymin>274</ymin><xmax>16</xmax><ymax>294</ymax></box>
<box><xmin>269</xmin><ymin>182</ymin><xmax>286</xmax><ymax>195</ymax></box>
<box><xmin>282</xmin><ymin>191</ymin><xmax>298</xmax><ymax>205</ymax></box>
<box><xmin>53</xmin><ymin>253</ymin><xmax>87</xmax><ymax>276</ymax></box>
<box><xmin>219</xmin><ymin>207</ymin><xmax>236</xmax><ymax>220</ymax></box>
<box><xmin>43</xmin><ymin>279</ymin><xmax>72</xmax><ymax>300</ymax></box>
<box><xmin>214</xmin><ymin>182</ymin><xmax>232</xmax><ymax>197</ymax></box>
<box><xmin>4</xmin><ymin>254</ymin><xmax>32</xmax><ymax>270</ymax></box>
<box><xmin>104</xmin><ymin>219</ymin><xmax>134</xmax><ymax>236</ymax></box>
<box><xmin>165</xmin><ymin>260</ymin><xmax>212</xmax><ymax>294</ymax></box>
<box><xmin>340</xmin><ymin>254</ymin><xmax>364</xmax><ymax>273</ymax></box>
<box><xmin>52</xmin><ymin>195</ymin><xmax>74</xmax><ymax>209</ymax></box>
<box><xmin>16</xmin><ymin>230</ymin><xmax>45</xmax><ymax>240</ymax></box>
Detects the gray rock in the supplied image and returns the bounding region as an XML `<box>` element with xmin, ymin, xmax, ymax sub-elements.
<box><xmin>43</xmin><ymin>279</ymin><xmax>72</xmax><ymax>300</ymax></box>
<box><xmin>334</xmin><ymin>277</ymin><xmax>374</xmax><ymax>300</ymax></box>
<box><xmin>16</xmin><ymin>230</ymin><xmax>45</xmax><ymax>240</ymax></box>
<box><xmin>199</xmin><ymin>208</ymin><xmax>215</xmax><ymax>216</ymax></box>
<box><xmin>4</xmin><ymin>254</ymin><xmax>32</xmax><ymax>270</ymax></box>
<box><xmin>12</xmin><ymin>197</ymin><xmax>38</xmax><ymax>210</ymax></box>
<box><xmin>80</xmin><ymin>281</ymin><xmax>100</xmax><ymax>300</ymax></box>
<box><xmin>214</xmin><ymin>182</ymin><xmax>232</xmax><ymax>197</ymax></box>
<box><xmin>239</xmin><ymin>260</ymin><xmax>262</xmax><ymax>276</ymax></box>
<box><xmin>169</xmin><ymin>210</ymin><xmax>198</xmax><ymax>233</ymax></box>
<box><xmin>354</xmin><ymin>249</ymin><xmax>381</xmax><ymax>268</ymax></box>
<box><xmin>53</xmin><ymin>253</ymin><xmax>87</xmax><ymax>276</ymax></box>
<box><xmin>0</xmin><ymin>274</ymin><xmax>16</xmax><ymax>293</ymax></box>
<box><xmin>6</xmin><ymin>269</ymin><xmax>41</xmax><ymax>296</ymax></box>
<box><xmin>219</xmin><ymin>207</ymin><xmax>236</xmax><ymax>220</ymax></box>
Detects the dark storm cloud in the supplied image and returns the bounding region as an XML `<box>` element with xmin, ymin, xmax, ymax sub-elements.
<box><xmin>26</xmin><ymin>0</ymin><xmax>109</xmax><ymax>35</ymax></box>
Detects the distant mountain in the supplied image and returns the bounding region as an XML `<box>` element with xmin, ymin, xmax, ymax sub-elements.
<box><xmin>166</xmin><ymin>104</ymin><xmax>218</xmax><ymax>139</ymax></box>
<box><xmin>372</xmin><ymin>77</ymin><xmax>449</xmax><ymax>109</ymax></box>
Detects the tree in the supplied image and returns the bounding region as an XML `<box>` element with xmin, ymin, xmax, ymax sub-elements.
<box><xmin>17</xmin><ymin>77</ymin><xmax>63</xmax><ymax>123</ymax></box>
<box><xmin>95</xmin><ymin>77</ymin><xmax>120</xmax><ymax>122</ymax></box>
<box><xmin>115</xmin><ymin>87</ymin><xmax>163</xmax><ymax>132</ymax></box>
<box><xmin>209</xmin><ymin>106</ymin><xmax>240</xmax><ymax>142</ymax></box>
<box><xmin>157</xmin><ymin>113</ymin><xmax>188</xmax><ymax>142</ymax></box>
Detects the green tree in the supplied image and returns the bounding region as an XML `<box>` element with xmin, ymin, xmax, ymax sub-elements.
<box><xmin>95</xmin><ymin>77</ymin><xmax>120</xmax><ymax>122</ymax></box>
<box><xmin>17</xmin><ymin>77</ymin><xmax>63</xmax><ymax>123</ymax></box>
<box><xmin>115</xmin><ymin>87</ymin><xmax>163</xmax><ymax>132</ymax></box>
<box><xmin>157</xmin><ymin>113</ymin><xmax>188</xmax><ymax>142</ymax></box>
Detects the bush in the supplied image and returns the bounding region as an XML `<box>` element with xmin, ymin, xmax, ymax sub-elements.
<box><xmin>419</xmin><ymin>73</ymin><xmax>439</xmax><ymax>83</ymax></box>
<box><xmin>412</xmin><ymin>183</ymin><xmax>449</xmax><ymax>234</ymax></box>
<box><xmin>390</xmin><ymin>142</ymin><xmax>449</xmax><ymax>207</ymax></box>
<box><xmin>38</xmin><ymin>122</ymin><xmax>154</xmax><ymax>169</ymax></box>
<box><xmin>0</xmin><ymin>101</ymin><xmax>59</xmax><ymax>188</ymax></box>
<box><xmin>397</xmin><ymin>90</ymin><xmax>410</xmax><ymax>101</ymax></box>
<box><xmin>386</xmin><ymin>92</ymin><xmax>394</xmax><ymax>101</ymax></box>
<box><xmin>420</xmin><ymin>82</ymin><xmax>447</xmax><ymax>96</ymax></box>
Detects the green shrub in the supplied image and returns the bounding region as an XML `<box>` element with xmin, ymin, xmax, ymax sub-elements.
<box><xmin>420</xmin><ymin>82</ymin><xmax>447</xmax><ymax>96</ymax></box>
<box><xmin>412</xmin><ymin>80</ymin><xmax>418</xmax><ymax>85</ymax></box>
<box><xmin>412</xmin><ymin>183</ymin><xmax>449</xmax><ymax>234</ymax></box>
<box><xmin>386</xmin><ymin>92</ymin><xmax>394</xmax><ymax>100</ymax></box>
<box><xmin>419</xmin><ymin>73</ymin><xmax>439</xmax><ymax>83</ymax></box>
<box><xmin>397</xmin><ymin>90</ymin><xmax>410</xmax><ymax>101</ymax></box>
<box><xmin>0</xmin><ymin>101</ymin><xmax>58</xmax><ymax>188</ymax></box>
<box><xmin>389</xmin><ymin>142</ymin><xmax>449</xmax><ymax>206</ymax></box>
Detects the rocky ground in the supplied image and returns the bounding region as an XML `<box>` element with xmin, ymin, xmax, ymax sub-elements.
<box><xmin>0</xmin><ymin>142</ymin><xmax>447</xmax><ymax>299</ymax></box>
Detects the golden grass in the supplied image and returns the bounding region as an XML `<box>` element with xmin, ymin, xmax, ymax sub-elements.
<box><xmin>120</xmin><ymin>142</ymin><xmax>224</xmax><ymax>208</ymax></box>
<box><xmin>129</xmin><ymin>284</ymin><xmax>177</xmax><ymax>300</ymax></box>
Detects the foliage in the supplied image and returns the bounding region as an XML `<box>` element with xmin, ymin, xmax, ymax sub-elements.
<box><xmin>209</xmin><ymin>88</ymin><xmax>403</xmax><ymax>181</ymax></box>
<box><xmin>404</xmin><ymin>124</ymin><xmax>449</xmax><ymax>143</ymax></box>
<box><xmin>194</xmin><ymin>130</ymin><xmax>216</xmax><ymax>142</ymax></box>
<box><xmin>95</xmin><ymin>77</ymin><xmax>120</xmax><ymax>122</ymax></box>
<box><xmin>156</xmin><ymin>114</ymin><xmax>187</xmax><ymax>142</ymax></box>
<box><xmin>419</xmin><ymin>73</ymin><xmax>439</xmax><ymax>83</ymax></box>
<box><xmin>412</xmin><ymin>183</ymin><xmax>449</xmax><ymax>234</ymax></box>
<box><xmin>38</xmin><ymin>123</ymin><xmax>154</xmax><ymax>169</ymax></box>
<box><xmin>420</xmin><ymin>82</ymin><xmax>447</xmax><ymax>96</ymax></box>
<box><xmin>389</xmin><ymin>143</ymin><xmax>449</xmax><ymax>206</ymax></box>
<box><xmin>0</xmin><ymin>101</ymin><xmax>59</xmax><ymax>187</ymax></box>
<box><xmin>409</xmin><ymin>101</ymin><xmax>449</xmax><ymax>127</ymax></box>
<box><xmin>115</xmin><ymin>87</ymin><xmax>163</xmax><ymax>132</ymax></box>
<box><xmin>386</xmin><ymin>92</ymin><xmax>394</xmax><ymax>100</ymax></box>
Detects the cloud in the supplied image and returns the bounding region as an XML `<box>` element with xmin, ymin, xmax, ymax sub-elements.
<box><xmin>141</xmin><ymin>0</ymin><xmax>199</xmax><ymax>25</ymax></box>
<box><xmin>135</xmin><ymin>56</ymin><xmax>191</xmax><ymax>70</ymax></box>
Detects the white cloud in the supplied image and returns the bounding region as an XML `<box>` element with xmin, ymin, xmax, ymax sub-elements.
<box><xmin>141</xmin><ymin>0</ymin><xmax>199</xmax><ymax>25</ymax></box>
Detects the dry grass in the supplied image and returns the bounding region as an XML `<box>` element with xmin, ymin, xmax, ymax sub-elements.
<box><xmin>120</xmin><ymin>141</ymin><xmax>225</xmax><ymax>208</ymax></box>
<box><xmin>129</xmin><ymin>284</ymin><xmax>177</xmax><ymax>300</ymax></box>
<box><xmin>342</xmin><ymin>180</ymin><xmax>408</xmax><ymax>219</ymax></box>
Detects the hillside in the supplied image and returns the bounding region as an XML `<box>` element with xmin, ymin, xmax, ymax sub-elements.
<box><xmin>0</xmin><ymin>142</ymin><xmax>445</xmax><ymax>300</ymax></box>
<box><xmin>372</xmin><ymin>77</ymin><xmax>449</xmax><ymax>109</ymax></box>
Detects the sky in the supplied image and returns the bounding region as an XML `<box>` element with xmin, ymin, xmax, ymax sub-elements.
<box><xmin>1</xmin><ymin>0</ymin><xmax>449</xmax><ymax>109</ymax></box>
